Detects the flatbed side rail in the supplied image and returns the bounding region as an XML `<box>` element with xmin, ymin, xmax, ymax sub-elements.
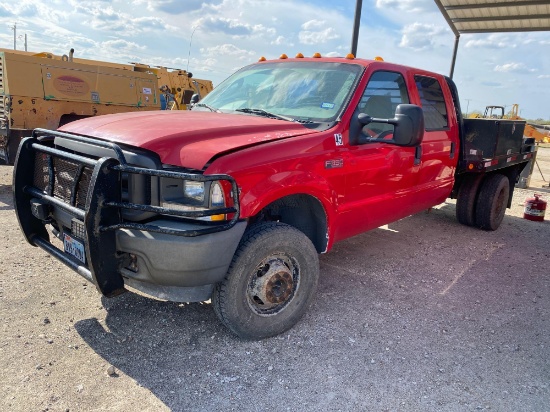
<box><xmin>456</xmin><ymin>138</ymin><xmax>536</xmax><ymax>175</ymax></box>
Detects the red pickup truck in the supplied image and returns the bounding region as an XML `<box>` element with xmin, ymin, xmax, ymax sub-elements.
<box><xmin>13</xmin><ymin>55</ymin><xmax>534</xmax><ymax>339</ymax></box>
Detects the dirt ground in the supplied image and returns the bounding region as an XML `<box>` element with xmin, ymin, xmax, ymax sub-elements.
<box><xmin>1</xmin><ymin>147</ymin><xmax>549</xmax><ymax>412</ymax></box>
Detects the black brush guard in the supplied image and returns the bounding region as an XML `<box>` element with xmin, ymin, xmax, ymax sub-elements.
<box><xmin>13</xmin><ymin>129</ymin><xmax>240</xmax><ymax>297</ymax></box>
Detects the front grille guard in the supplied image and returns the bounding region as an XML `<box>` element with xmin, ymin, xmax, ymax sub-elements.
<box><xmin>13</xmin><ymin>128</ymin><xmax>240</xmax><ymax>297</ymax></box>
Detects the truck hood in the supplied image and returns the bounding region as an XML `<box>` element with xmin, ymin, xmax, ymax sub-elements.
<box><xmin>59</xmin><ymin>111</ymin><xmax>317</xmax><ymax>169</ymax></box>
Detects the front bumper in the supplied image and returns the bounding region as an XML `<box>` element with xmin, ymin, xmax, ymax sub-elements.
<box><xmin>117</xmin><ymin>219</ymin><xmax>246</xmax><ymax>301</ymax></box>
<box><xmin>13</xmin><ymin>129</ymin><xmax>242</xmax><ymax>301</ymax></box>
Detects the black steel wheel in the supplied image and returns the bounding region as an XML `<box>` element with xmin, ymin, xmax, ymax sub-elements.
<box><xmin>212</xmin><ymin>222</ymin><xmax>319</xmax><ymax>340</ymax></box>
<box><xmin>456</xmin><ymin>175</ymin><xmax>484</xmax><ymax>227</ymax></box>
<box><xmin>475</xmin><ymin>174</ymin><xmax>509</xmax><ymax>231</ymax></box>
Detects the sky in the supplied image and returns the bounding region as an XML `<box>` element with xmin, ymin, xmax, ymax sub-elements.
<box><xmin>0</xmin><ymin>0</ymin><xmax>549</xmax><ymax>120</ymax></box>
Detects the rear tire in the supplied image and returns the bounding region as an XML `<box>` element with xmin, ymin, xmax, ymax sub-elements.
<box><xmin>475</xmin><ymin>174</ymin><xmax>509</xmax><ymax>231</ymax></box>
<box><xmin>212</xmin><ymin>222</ymin><xmax>319</xmax><ymax>340</ymax></box>
<box><xmin>456</xmin><ymin>175</ymin><xmax>484</xmax><ymax>226</ymax></box>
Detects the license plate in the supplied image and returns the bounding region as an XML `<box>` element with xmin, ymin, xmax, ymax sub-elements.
<box><xmin>63</xmin><ymin>234</ymin><xmax>86</xmax><ymax>264</ymax></box>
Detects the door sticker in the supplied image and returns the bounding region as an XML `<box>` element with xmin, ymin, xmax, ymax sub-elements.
<box><xmin>334</xmin><ymin>133</ymin><xmax>343</xmax><ymax>146</ymax></box>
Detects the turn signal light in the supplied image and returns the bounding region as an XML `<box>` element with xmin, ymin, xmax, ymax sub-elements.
<box><xmin>312</xmin><ymin>52</ymin><xmax>321</xmax><ymax>58</ymax></box>
<box><xmin>280</xmin><ymin>53</ymin><xmax>288</xmax><ymax>59</ymax></box>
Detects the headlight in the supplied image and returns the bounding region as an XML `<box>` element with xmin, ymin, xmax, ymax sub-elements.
<box><xmin>184</xmin><ymin>181</ymin><xmax>205</xmax><ymax>202</ymax></box>
<box><xmin>161</xmin><ymin>177</ymin><xmax>227</xmax><ymax>221</ymax></box>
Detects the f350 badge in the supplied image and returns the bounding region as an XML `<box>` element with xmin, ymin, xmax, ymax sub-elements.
<box><xmin>325</xmin><ymin>159</ymin><xmax>344</xmax><ymax>169</ymax></box>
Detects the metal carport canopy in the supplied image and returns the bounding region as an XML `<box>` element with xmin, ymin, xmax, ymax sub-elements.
<box><xmin>433</xmin><ymin>0</ymin><xmax>550</xmax><ymax>77</ymax></box>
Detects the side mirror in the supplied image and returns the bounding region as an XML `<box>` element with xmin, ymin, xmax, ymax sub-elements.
<box><xmin>190</xmin><ymin>94</ymin><xmax>200</xmax><ymax>105</ymax></box>
<box><xmin>392</xmin><ymin>104</ymin><xmax>425</xmax><ymax>146</ymax></box>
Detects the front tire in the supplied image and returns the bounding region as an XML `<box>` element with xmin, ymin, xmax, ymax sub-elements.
<box><xmin>475</xmin><ymin>174</ymin><xmax>509</xmax><ymax>231</ymax></box>
<box><xmin>212</xmin><ymin>222</ymin><xmax>319</xmax><ymax>340</ymax></box>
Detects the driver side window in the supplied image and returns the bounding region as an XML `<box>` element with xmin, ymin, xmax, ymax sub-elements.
<box><xmin>359</xmin><ymin>71</ymin><xmax>410</xmax><ymax>137</ymax></box>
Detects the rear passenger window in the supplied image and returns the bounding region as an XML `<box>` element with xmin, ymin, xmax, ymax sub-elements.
<box><xmin>415</xmin><ymin>75</ymin><xmax>448</xmax><ymax>130</ymax></box>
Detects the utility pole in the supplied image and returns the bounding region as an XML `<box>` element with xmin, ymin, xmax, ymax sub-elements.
<box><xmin>24</xmin><ymin>33</ymin><xmax>27</xmax><ymax>51</ymax></box>
<box><xmin>12</xmin><ymin>22</ymin><xmax>16</xmax><ymax>50</ymax></box>
<box><xmin>465</xmin><ymin>99</ymin><xmax>471</xmax><ymax>117</ymax></box>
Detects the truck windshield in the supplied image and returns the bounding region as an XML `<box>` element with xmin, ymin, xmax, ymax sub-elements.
<box><xmin>194</xmin><ymin>61</ymin><xmax>363</xmax><ymax>123</ymax></box>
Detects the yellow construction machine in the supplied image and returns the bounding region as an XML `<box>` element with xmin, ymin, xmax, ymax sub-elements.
<box><xmin>0</xmin><ymin>48</ymin><xmax>213</xmax><ymax>164</ymax></box>
<box><xmin>470</xmin><ymin>104</ymin><xmax>549</xmax><ymax>143</ymax></box>
<box><xmin>132</xmin><ymin>63</ymin><xmax>213</xmax><ymax>110</ymax></box>
<box><xmin>506</xmin><ymin>104</ymin><xmax>550</xmax><ymax>144</ymax></box>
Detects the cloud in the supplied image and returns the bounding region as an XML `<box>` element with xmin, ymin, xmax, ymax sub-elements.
<box><xmin>200</xmin><ymin>43</ymin><xmax>255</xmax><ymax>60</ymax></box>
<box><xmin>133</xmin><ymin>0</ymin><xmax>222</xmax><ymax>13</ymax></box>
<box><xmin>0</xmin><ymin>4</ymin><xmax>14</xmax><ymax>17</ymax></box>
<box><xmin>375</xmin><ymin>0</ymin><xmax>429</xmax><ymax>12</ymax></box>
<box><xmin>1</xmin><ymin>2</ymin><xmax>63</xmax><ymax>22</ymax></box>
<box><xmin>132</xmin><ymin>16</ymin><xmax>166</xmax><ymax>31</ymax></box>
<box><xmin>494</xmin><ymin>62</ymin><xmax>537</xmax><ymax>73</ymax></box>
<box><xmin>465</xmin><ymin>34</ymin><xmax>514</xmax><ymax>49</ymax></box>
<box><xmin>271</xmin><ymin>36</ymin><xmax>293</xmax><ymax>47</ymax></box>
<box><xmin>15</xmin><ymin>3</ymin><xmax>39</xmax><ymax>18</ymax></box>
<box><xmin>298</xmin><ymin>20</ymin><xmax>339</xmax><ymax>45</ymax></box>
<box><xmin>69</xmin><ymin>3</ymin><xmax>175</xmax><ymax>35</ymax></box>
<box><xmin>102</xmin><ymin>39</ymin><xmax>146</xmax><ymax>51</ymax></box>
<box><xmin>197</xmin><ymin>16</ymin><xmax>252</xmax><ymax>36</ymax></box>
<box><xmin>481</xmin><ymin>81</ymin><xmax>503</xmax><ymax>87</ymax></box>
<box><xmin>399</xmin><ymin>23</ymin><xmax>445</xmax><ymax>51</ymax></box>
<box><xmin>538</xmin><ymin>74</ymin><xmax>550</xmax><ymax>79</ymax></box>
<box><xmin>301</xmin><ymin>20</ymin><xmax>326</xmax><ymax>31</ymax></box>
<box><xmin>70</xmin><ymin>37</ymin><xmax>99</xmax><ymax>50</ymax></box>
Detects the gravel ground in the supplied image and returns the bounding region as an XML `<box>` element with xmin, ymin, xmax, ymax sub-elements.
<box><xmin>1</xmin><ymin>147</ymin><xmax>549</xmax><ymax>412</ymax></box>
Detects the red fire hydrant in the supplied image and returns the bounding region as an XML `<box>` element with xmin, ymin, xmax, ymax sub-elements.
<box><xmin>523</xmin><ymin>193</ymin><xmax>547</xmax><ymax>222</ymax></box>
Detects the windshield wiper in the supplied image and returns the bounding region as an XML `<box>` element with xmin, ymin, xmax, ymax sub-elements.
<box><xmin>194</xmin><ymin>103</ymin><xmax>220</xmax><ymax>112</ymax></box>
<box><xmin>235</xmin><ymin>108</ymin><xmax>295</xmax><ymax>122</ymax></box>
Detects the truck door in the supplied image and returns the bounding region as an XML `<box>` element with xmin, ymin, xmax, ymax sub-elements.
<box><xmin>412</xmin><ymin>75</ymin><xmax>458</xmax><ymax>209</ymax></box>
<box><xmin>339</xmin><ymin>70</ymin><xmax>420</xmax><ymax>238</ymax></box>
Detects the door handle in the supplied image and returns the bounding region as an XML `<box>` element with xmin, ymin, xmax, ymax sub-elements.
<box><xmin>450</xmin><ymin>142</ymin><xmax>455</xmax><ymax>159</ymax></box>
<box><xmin>414</xmin><ymin>146</ymin><xmax>422</xmax><ymax>166</ymax></box>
